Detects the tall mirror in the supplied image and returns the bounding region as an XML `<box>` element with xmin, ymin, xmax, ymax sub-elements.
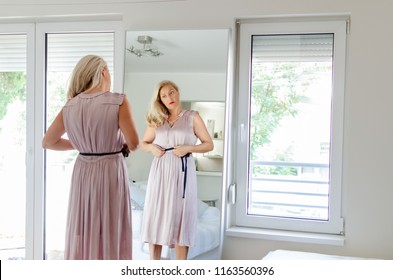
<box><xmin>124</xmin><ymin>29</ymin><xmax>229</xmax><ymax>260</ymax></box>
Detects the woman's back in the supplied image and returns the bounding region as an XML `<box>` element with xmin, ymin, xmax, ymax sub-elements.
<box><xmin>63</xmin><ymin>91</ymin><xmax>125</xmax><ymax>153</ymax></box>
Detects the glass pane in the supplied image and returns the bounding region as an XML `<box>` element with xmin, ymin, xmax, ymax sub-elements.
<box><xmin>45</xmin><ymin>33</ymin><xmax>114</xmax><ymax>260</ymax></box>
<box><xmin>0</xmin><ymin>34</ymin><xmax>27</xmax><ymax>260</ymax></box>
<box><xmin>248</xmin><ymin>34</ymin><xmax>333</xmax><ymax>221</ymax></box>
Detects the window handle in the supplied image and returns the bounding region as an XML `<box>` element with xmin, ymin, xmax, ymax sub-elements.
<box><xmin>228</xmin><ymin>183</ymin><xmax>236</xmax><ymax>204</ymax></box>
<box><xmin>240</xmin><ymin>123</ymin><xmax>245</xmax><ymax>143</ymax></box>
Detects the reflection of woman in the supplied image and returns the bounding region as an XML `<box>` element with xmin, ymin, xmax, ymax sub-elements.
<box><xmin>42</xmin><ymin>55</ymin><xmax>139</xmax><ymax>259</ymax></box>
<box><xmin>140</xmin><ymin>80</ymin><xmax>213</xmax><ymax>260</ymax></box>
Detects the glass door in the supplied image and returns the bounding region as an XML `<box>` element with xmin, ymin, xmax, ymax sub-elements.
<box><xmin>44</xmin><ymin>32</ymin><xmax>116</xmax><ymax>259</ymax></box>
<box><xmin>0</xmin><ymin>33</ymin><xmax>27</xmax><ymax>260</ymax></box>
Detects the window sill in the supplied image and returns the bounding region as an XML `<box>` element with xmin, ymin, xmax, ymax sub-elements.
<box><xmin>226</xmin><ymin>226</ymin><xmax>345</xmax><ymax>246</ymax></box>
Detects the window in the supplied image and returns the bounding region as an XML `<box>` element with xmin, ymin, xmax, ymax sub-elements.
<box><xmin>44</xmin><ymin>31</ymin><xmax>118</xmax><ymax>260</ymax></box>
<box><xmin>38</xmin><ymin>22</ymin><xmax>125</xmax><ymax>260</ymax></box>
<box><xmin>0</xmin><ymin>20</ymin><xmax>124</xmax><ymax>260</ymax></box>
<box><xmin>229</xmin><ymin>17</ymin><xmax>347</xmax><ymax>238</ymax></box>
<box><xmin>0</xmin><ymin>30</ymin><xmax>29</xmax><ymax>260</ymax></box>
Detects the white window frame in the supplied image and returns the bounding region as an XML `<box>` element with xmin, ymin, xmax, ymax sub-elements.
<box><xmin>225</xmin><ymin>16</ymin><xmax>348</xmax><ymax>244</ymax></box>
<box><xmin>0</xmin><ymin>19</ymin><xmax>125</xmax><ymax>260</ymax></box>
<box><xmin>36</xmin><ymin>20</ymin><xmax>125</xmax><ymax>260</ymax></box>
<box><xmin>0</xmin><ymin>22</ymin><xmax>36</xmax><ymax>260</ymax></box>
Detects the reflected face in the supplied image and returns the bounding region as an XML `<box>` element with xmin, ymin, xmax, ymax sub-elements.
<box><xmin>159</xmin><ymin>84</ymin><xmax>180</xmax><ymax>110</ymax></box>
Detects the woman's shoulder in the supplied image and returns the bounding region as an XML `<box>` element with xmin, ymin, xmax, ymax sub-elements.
<box><xmin>104</xmin><ymin>91</ymin><xmax>125</xmax><ymax>99</ymax></box>
<box><xmin>182</xmin><ymin>109</ymin><xmax>200</xmax><ymax>127</ymax></box>
<box><xmin>101</xmin><ymin>91</ymin><xmax>126</xmax><ymax>105</ymax></box>
<box><xmin>183</xmin><ymin>109</ymin><xmax>199</xmax><ymax>117</ymax></box>
<box><xmin>63</xmin><ymin>97</ymin><xmax>77</xmax><ymax>107</ymax></box>
<box><xmin>108</xmin><ymin>92</ymin><xmax>125</xmax><ymax>98</ymax></box>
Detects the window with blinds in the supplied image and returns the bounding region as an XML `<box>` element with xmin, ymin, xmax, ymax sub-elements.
<box><xmin>0</xmin><ymin>33</ymin><xmax>27</xmax><ymax>260</ymax></box>
<box><xmin>233</xmin><ymin>19</ymin><xmax>347</xmax><ymax>235</ymax></box>
<box><xmin>0</xmin><ymin>20</ymin><xmax>123</xmax><ymax>260</ymax></box>
<box><xmin>44</xmin><ymin>31</ymin><xmax>117</xmax><ymax>260</ymax></box>
<box><xmin>248</xmin><ymin>33</ymin><xmax>334</xmax><ymax>221</ymax></box>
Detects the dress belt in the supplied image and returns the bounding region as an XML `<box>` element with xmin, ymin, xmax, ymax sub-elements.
<box><xmin>164</xmin><ymin>147</ymin><xmax>191</xmax><ymax>199</ymax></box>
<box><xmin>79</xmin><ymin>150</ymin><xmax>122</xmax><ymax>156</ymax></box>
<box><xmin>79</xmin><ymin>144</ymin><xmax>130</xmax><ymax>157</ymax></box>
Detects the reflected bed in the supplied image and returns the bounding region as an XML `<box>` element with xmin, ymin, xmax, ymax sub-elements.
<box><xmin>262</xmin><ymin>249</ymin><xmax>368</xmax><ymax>260</ymax></box>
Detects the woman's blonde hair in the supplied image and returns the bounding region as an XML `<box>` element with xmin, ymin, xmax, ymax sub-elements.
<box><xmin>67</xmin><ymin>55</ymin><xmax>107</xmax><ymax>100</ymax></box>
<box><xmin>146</xmin><ymin>80</ymin><xmax>180</xmax><ymax>128</ymax></box>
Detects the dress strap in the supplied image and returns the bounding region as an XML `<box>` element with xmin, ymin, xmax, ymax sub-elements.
<box><xmin>164</xmin><ymin>147</ymin><xmax>191</xmax><ymax>198</ymax></box>
<box><xmin>180</xmin><ymin>153</ymin><xmax>191</xmax><ymax>198</ymax></box>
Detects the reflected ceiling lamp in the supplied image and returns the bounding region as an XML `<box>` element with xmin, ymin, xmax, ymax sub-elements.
<box><xmin>127</xmin><ymin>35</ymin><xmax>163</xmax><ymax>57</ymax></box>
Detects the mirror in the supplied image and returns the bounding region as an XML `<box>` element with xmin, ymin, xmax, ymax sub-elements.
<box><xmin>124</xmin><ymin>29</ymin><xmax>229</xmax><ymax>260</ymax></box>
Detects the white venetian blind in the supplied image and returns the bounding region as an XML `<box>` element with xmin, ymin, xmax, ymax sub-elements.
<box><xmin>46</xmin><ymin>32</ymin><xmax>115</xmax><ymax>72</ymax></box>
<box><xmin>0</xmin><ymin>33</ymin><xmax>115</xmax><ymax>72</ymax></box>
<box><xmin>0</xmin><ymin>34</ymin><xmax>27</xmax><ymax>72</ymax></box>
<box><xmin>252</xmin><ymin>33</ymin><xmax>333</xmax><ymax>63</ymax></box>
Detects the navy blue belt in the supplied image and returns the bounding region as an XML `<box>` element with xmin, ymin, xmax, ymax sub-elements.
<box><xmin>79</xmin><ymin>150</ymin><xmax>122</xmax><ymax>156</ymax></box>
<box><xmin>164</xmin><ymin>147</ymin><xmax>191</xmax><ymax>198</ymax></box>
<box><xmin>80</xmin><ymin>144</ymin><xmax>129</xmax><ymax>157</ymax></box>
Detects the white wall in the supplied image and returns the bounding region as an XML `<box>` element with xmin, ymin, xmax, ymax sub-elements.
<box><xmin>2</xmin><ymin>0</ymin><xmax>393</xmax><ymax>260</ymax></box>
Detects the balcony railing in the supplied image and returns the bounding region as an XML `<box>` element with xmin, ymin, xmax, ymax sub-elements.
<box><xmin>249</xmin><ymin>160</ymin><xmax>330</xmax><ymax>220</ymax></box>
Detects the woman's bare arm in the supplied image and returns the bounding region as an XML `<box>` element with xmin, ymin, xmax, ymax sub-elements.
<box><xmin>140</xmin><ymin>126</ymin><xmax>166</xmax><ymax>157</ymax></box>
<box><xmin>119</xmin><ymin>95</ymin><xmax>139</xmax><ymax>151</ymax></box>
<box><xmin>42</xmin><ymin>109</ymin><xmax>74</xmax><ymax>151</ymax></box>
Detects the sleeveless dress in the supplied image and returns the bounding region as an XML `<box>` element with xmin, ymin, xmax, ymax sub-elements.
<box><xmin>62</xmin><ymin>91</ymin><xmax>132</xmax><ymax>260</ymax></box>
<box><xmin>141</xmin><ymin>110</ymin><xmax>198</xmax><ymax>248</ymax></box>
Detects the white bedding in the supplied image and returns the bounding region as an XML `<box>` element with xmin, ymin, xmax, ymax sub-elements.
<box><xmin>175</xmin><ymin>201</ymin><xmax>220</xmax><ymax>259</ymax></box>
<box><xmin>130</xmin><ymin>180</ymin><xmax>220</xmax><ymax>260</ymax></box>
<box><xmin>262</xmin><ymin>249</ymin><xmax>367</xmax><ymax>260</ymax></box>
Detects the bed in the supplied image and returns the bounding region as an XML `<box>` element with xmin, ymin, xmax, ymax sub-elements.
<box><xmin>130</xmin><ymin>180</ymin><xmax>221</xmax><ymax>260</ymax></box>
<box><xmin>262</xmin><ymin>249</ymin><xmax>367</xmax><ymax>260</ymax></box>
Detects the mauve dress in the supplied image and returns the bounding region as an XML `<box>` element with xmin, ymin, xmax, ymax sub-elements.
<box><xmin>62</xmin><ymin>91</ymin><xmax>132</xmax><ymax>260</ymax></box>
<box><xmin>141</xmin><ymin>110</ymin><xmax>198</xmax><ymax>248</ymax></box>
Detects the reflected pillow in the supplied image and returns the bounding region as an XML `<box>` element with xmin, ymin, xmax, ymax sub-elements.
<box><xmin>198</xmin><ymin>199</ymin><xmax>210</xmax><ymax>217</ymax></box>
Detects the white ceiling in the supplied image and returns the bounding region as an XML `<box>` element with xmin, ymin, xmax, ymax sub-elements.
<box><xmin>124</xmin><ymin>29</ymin><xmax>229</xmax><ymax>74</ymax></box>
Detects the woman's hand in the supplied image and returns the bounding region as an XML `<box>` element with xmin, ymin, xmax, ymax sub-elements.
<box><xmin>151</xmin><ymin>144</ymin><xmax>165</xmax><ymax>157</ymax></box>
<box><xmin>121</xmin><ymin>144</ymin><xmax>130</xmax><ymax>157</ymax></box>
<box><xmin>173</xmin><ymin>145</ymin><xmax>191</xmax><ymax>157</ymax></box>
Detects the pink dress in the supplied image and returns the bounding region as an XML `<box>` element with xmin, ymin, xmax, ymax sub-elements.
<box><xmin>141</xmin><ymin>110</ymin><xmax>198</xmax><ymax>248</ymax></box>
<box><xmin>62</xmin><ymin>91</ymin><xmax>132</xmax><ymax>260</ymax></box>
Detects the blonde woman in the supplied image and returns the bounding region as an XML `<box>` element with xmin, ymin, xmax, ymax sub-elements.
<box><xmin>42</xmin><ymin>55</ymin><xmax>139</xmax><ymax>259</ymax></box>
<box><xmin>140</xmin><ymin>80</ymin><xmax>213</xmax><ymax>260</ymax></box>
